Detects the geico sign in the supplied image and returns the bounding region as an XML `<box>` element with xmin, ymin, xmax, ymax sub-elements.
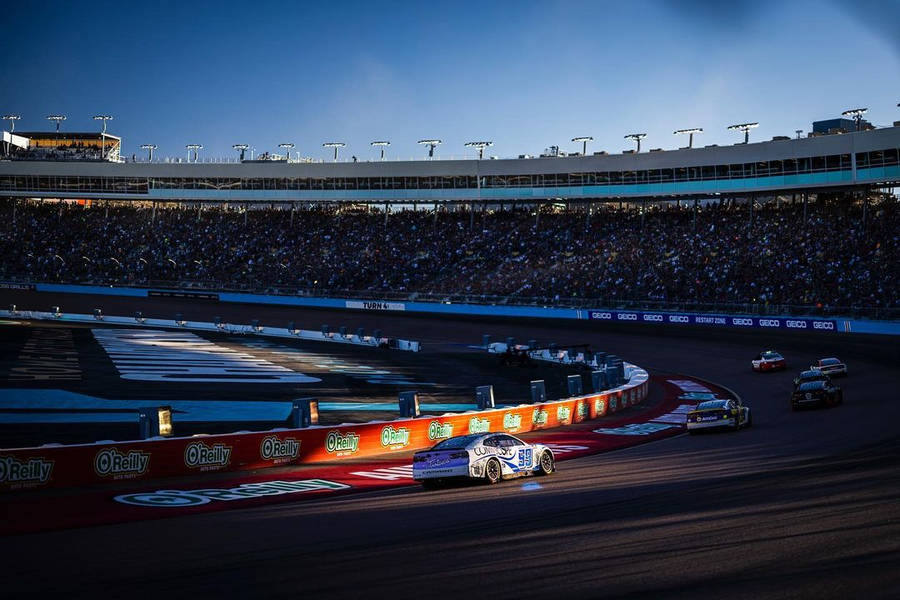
<box><xmin>642</xmin><ymin>314</ymin><xmax>663</xmax><ymax>322</ymax></box>
<box><xmin>813</xmin><ymin>321</ymin><xmax>834</xmax><ymax>330</ymax></box>
<box><xmin>591</xmin><ymin>312</ymin><xmax>613</xmax><ymax>320</ymax></box>
<box><xmin>617</xmin><ymin>313</ymin><xmax>638</xmax><ymax>321</ymax></box>
<box><xmin>786</xmin><ymin>320</ymin><xmax>808</xmax><ymax>329</ymax></box>
<box><xmin>759</xmin><ymin>319</ymin><xmax>781</xmax><ymax>327</ymax></box>
<box><xmin>731</xmin><ymin>318</ymin><xmax>754</xmax><ymax>326</ymax></box>
<box><xmin>668</xmin><ymin>315</ymin><xmax>690</xmax><ymax>323</ymax></box>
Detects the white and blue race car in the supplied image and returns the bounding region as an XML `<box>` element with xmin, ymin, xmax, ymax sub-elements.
<box><xmin>413</xmin><ymin>433</ymin><xmax>555</xmax><ymax>487</ymax></box>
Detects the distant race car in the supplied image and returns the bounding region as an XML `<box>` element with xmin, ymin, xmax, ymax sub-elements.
<box><xmin>677</xmin><ymin>391</ymin><xmax>723</xmax><ymax>403</ymax></box>
<box><xmin>793</xmin><ymin>369</ymin><xmax>831</xmax><ymax>390</ymax></box>
<box><xmin>687</xmin><ymin>398</ymin><xmax>752</xmax><ymax>433</ymax></box>
<box><xmin>810</xmin><ymin>357</ymin><xmax>847</xmax><ymax>377</ymax></box>
<box><xmin>752</xmin><ymin>350</ymin><xmax>787</xmax><ymax>372</ymax></box>
<box><xmin>792</xmin><ymin>380</ymin><xmax>843</xmax><ymax>410</ymax></box>
<box><xmin>413</xmin><ymin>433</ymin><xmax>554</xmax><ymax>488</ymax></box>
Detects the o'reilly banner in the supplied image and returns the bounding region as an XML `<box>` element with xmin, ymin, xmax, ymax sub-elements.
<box><xmin>587</xmin><ymin>310</ymin><xmax>836</xmax><ymax>331</ymax></box>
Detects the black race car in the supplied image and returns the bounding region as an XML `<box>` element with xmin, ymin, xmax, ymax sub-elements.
<box><xmin>792</xmin><ymin>380</ymin><xmax>843</xmax><ymax>410</ymax></box>
<box><xmin>792</xmin><ymin>369</ymin><xmax>831</xmax><ymax>390</ymax></box>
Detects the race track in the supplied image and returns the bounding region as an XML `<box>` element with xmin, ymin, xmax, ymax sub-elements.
<box><xmin>2</xmin><ymin>290</ymin><xmax>899</xmax><ymax>599</ymax></box>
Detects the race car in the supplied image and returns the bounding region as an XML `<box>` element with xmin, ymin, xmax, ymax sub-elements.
<box><xmin>686</xmin><ymin>398</ymin><xmax>752</xmax><ymax>433</ymax></box>
<box><xmin>810</xmin><ymin>357</ymin><xmax>847</xmax><ymax>378</ymax></box>
<box><xmin>752</xmin><ymin>350</ymin><xmax>787</xmax><ymax>372</ymax></box>
<box><xmin>413</xmin><ymin>433</ymin><xmax>554</xmax><ymax>488</ymax></box>
<box><xmin>793</xmin><ymin>369</ymin><xmax>831</xmax><ymax>390</ymax></box>
<box><xmin>792</xmin><ymin>380</ymin><xmax>843</xmax><ymax>410</ymax></box>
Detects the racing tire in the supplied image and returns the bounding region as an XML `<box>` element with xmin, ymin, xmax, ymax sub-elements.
<box><xmin>421</xmin><ymin>479</ymin><xmax>441</xmax><ymax>490</ymax></box>
<box><xmin>732</xmin><ymin>418</ymin><xmax>741</xmax><ymax>432</ymax></box>
<box><xmin>485</xmin><ymin>459</ymin><xmax>502</xmax><ymax>485</ymax></box>
<box><xmin>745</xmin><ymin>410</ymin><xmax>753</xmax><ymax>428</ymax></box>
<box><xmin>537</xmin><ymin>451</ymin><xmax>555</xmax><ymax>476</ymax></box>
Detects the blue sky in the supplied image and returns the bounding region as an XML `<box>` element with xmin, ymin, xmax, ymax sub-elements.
<box><xmin>2</xmin><ymin>0</ymin><xmax>898</xmax><ymax>161</ymax></box>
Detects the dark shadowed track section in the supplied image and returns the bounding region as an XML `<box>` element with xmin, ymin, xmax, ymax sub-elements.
<box><xmin>2</xmin><ymin>290</ymin><xmax>899</xmax><ymax>600</ymax></box>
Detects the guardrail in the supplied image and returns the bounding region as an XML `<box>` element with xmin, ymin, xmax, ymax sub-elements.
<box><xmin>0</xmin><ymin>364</ymin><xmax>649</xmax><ymax>492</ymax></box>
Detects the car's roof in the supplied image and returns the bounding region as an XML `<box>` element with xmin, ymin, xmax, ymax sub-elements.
<box><xmin>797</xmin><ymin>380</ymin><xmax>827</xmax><ymax>391</ymax></box>
<box><xmin>761</xmin><ymin>350</ymin><xmax>782</xmax><ymax>356</ymax></box>
<box><xmin>799</xmin><ymin>370</ymin><xmax>827</xmax><ymax>378</ymax></box>
<box><xmin>819</xmin><ymin>357</ymin><xmax>841</xmax><ymax>365</ymax></box>
<box><xmin>696</xmin><ymin>399</ymin><xmax>729</xmax><ymax>410</ymax></box>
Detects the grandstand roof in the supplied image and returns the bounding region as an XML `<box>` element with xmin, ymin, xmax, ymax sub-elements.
<box><xmin>14</xmin><ymin>132</ymin><xmax>121</xmax><ymax>142</ymax></box>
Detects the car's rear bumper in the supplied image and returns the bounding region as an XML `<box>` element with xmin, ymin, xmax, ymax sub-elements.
<box><xmin>413</xmin><ymin>465</ymin><xmax>471</xmax><ymax>480</ymax></box>
<box><xmin>687</xmin><ymin>418</ymin><xmax>736</xmax><ymax>430</ymax></box>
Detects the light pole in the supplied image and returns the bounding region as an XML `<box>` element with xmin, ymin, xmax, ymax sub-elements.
<box><xmin>233</xmin><ymin>143</ymin><xmax>249</xmax><ymax>161</ymax></box>
<box><xmin>418</xmin><ymin>139</ymin><xmax>442</xmax><ymax>159</ymax></box>
<box><xmin>796</xmin><ymin>129</ymin><xmax>803</xmax><ymax>139</ymax></box>
<box><xmin>323</xmin><ymin>142</ymin><xmax>345</xmax><ymax>161</ymax></box>
<box><xmin>279</xmin><ymin>142</ymin><xmax>295</xmax><ymax>161</ymax></box>
<box><xmin>727</xmin><ymin>122</ymin><xmax>758</xmax><ymax>144</ymax></box>
<box><xmin>571</xmin><ymin>136</ymin><xmax>593</xmax><ymax>156</ymax></box>
<box><xmin>371</xmin><ymin>140</ymin><xmax>390</xmax><ymax>160</ymax></box>
<box><xmin>47</xmin><ymin>114</ymin><xmax>66</xmax><ymax>132</ymax></box>
<box><xmin>624</xmin><ymin>133</ymin><xmax>646</xmax><ymax>153</ymax></box>
<box><xmin>2</xmin><ymin>115</ymin><xmax>19</xmax><ymax>156</ymax></box>
<box><xmin>841</xmin><ymin>108</ymin><xmax>867</xmax><ymax>132</ymax></box>
<box><xmin>465</xmin><ymin>141</ymin><xmax>493</xmax><ymax>159</ymax></box>
<box><xmin>93</xmin><ymin>115</ymin><xmax>113</xmax><ymax>158</ymax></box>
<box><xmin>186</xmin><ymin>144</ymin><xmax>202</xmax><ymax>162</ymax></box>
<box><xmin>140</xmin><ymin>144</ymin><xmax>157</xmax><ymax>162</ymax></box>
<box><xmin>674</xmin><ymin>128</ymin><xmax>702</xmax><ymax>149</ymax></box>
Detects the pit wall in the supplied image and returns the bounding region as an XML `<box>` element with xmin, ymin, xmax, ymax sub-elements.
<box><xmin>0</xmin><ymin>365</ymin><xmax>649</xmax><ymax>492</ymax></box>
<box><xmin>4</xmin><ymin>282</ymin><xmax>897</xmax><ymax>335</ymax></box>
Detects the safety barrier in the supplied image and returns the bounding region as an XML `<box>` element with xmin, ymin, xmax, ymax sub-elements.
<box><xmin>5</xmin><ymin>281</ymin><xmax>892</xmax><ymax>334</ymax></box>
<box><xmin>0</xmin><ymin>364</ymin><xmax>648</xmax><ymax>491</ymax></box>
<box><xmin>0</xmin><ymin>309</ymin><xmax>421</xmax><ymax>352</ymax></box>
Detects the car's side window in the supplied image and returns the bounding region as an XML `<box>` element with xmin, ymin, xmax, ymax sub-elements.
<box><xmin>483</xmin><ymin>437</ymin><xmax>499</xmax><ymax>447</ymax></box>
<box><xmin>502</xmin><ymin>436</ymin><xmax>522</xmax><ymax>447</ymax></box>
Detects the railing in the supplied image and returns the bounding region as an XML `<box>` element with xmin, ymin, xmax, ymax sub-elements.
<box><xmin>4</xmin><ymin>275</ymin><xmax>897</xmax><ymax>321</ymax></box>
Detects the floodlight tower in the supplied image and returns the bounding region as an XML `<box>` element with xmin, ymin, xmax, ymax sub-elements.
<box><xmin>233</xmin><ymin>144</ymin><xmax>249</xmax><ymax>161</ymax></box>
<box><xmin>727</xmin><ymin>122</ymin><xmax>758</xmax><ymax>144</ymax></box>
<box><xmin>624</xmin><ymin>133</ymin><xmax>647</xmax><ymax>153</ymax></box>
<box><xmin>673</xmin><ymin>128</ymin><xmax>702</xmax><ymax>149</ymax></box>
<box><xmin>571</xmin><ymin>136</ymin><xmax>593</xmax><ymax>156</ymax></box>
<box><xmin>796</xmin><ymin>129</ymin><xmax>803</xmax><ymax>139</ymax></box>
<box><xmin>323</xmin><ymin>142</ymin><xmax>345</xmax><ymax>161</ymax></box>
<box><xmin>465</xmin><ymin>141</ymin><xmax>493</xmax><ymax>159</ymax></box>
<box><xmin>371</xmin><ymin>140</ymin><xmax>390</xmax><ymax>160</ymax></box>
<box><xmin>93</xmin><ymin>115</ymin><xmax>113</xmax><ymax>157</ymax></box>
<box><xmin>47</xmin><ymin>114</ymin><xmax>66</xmax><ymax>132</ymax></box>
<box><xmin>3</xmin><ymin>114</ymin><xmax>21</xmax><ymax>132</ymax></box>
<box><xmin>140</xmin><ymin>144</ymin><xmax>157</xmax><ymax>162</ymax></box>
<box><xmin>186</xmin><ymin>144</ymin><xmax>202</xmax><ymax>162</ymax></box>
<box><xmin>279</xmin><ymin>142</ymin><xmax>295</xmax><ymax>161</ymax></box>
<box><xmin>418</xmin><ymin>139</ymin><xmax>442</xmax><ymax>159</ymax></box>
<box><xmin>2</xmin><ymin>115</ymin><xmax>20</xmax><ymax>156</ymax></box>
<box><xmin>841</xmin><ymin>108</ymin><xmax>868</xmax><ymax>131</ymax></box>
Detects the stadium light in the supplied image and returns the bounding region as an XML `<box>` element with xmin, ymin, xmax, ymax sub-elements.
<box><xmin>93</xmin><ymin>115</ymin><xmax>113</xmax><ymax>134</ymax></box>
<box><xmin>93</xmin><ymin>115</ymin><xmax>113</xmax><ymax>158</ymax></box>
<box><xmin>323</xmin><ymin>141</ymin><xmax>346</xmax><ymax>161</ymax></box>
<box><xmin>279</xmin><ymin>142</ymin><xmax>295</xmax><ymax>161</ymax></box>
<box><xmin>371</xmin><ymin>140</ymin><xmax>390</xmax><ymax>160</ymax></box>
<box><xmin>47</xmin><ymin>114</ymin><xmax>67</xmax><ymax>132</ymax></box>
<box><xmin>796</xmin><ymin>129</ymin><xmax>803</xmax><ymax>139</ymax></box>
<box><xmin>465</xmin><ymin>141</ymin><xmax>493</xmax><ymax>159</ymax></box>
<box><xmin>233</xmin><ymin>143</ymin><xmax>249</xmax><ymax>161</ymax></box>
<box><xmin>140</xmin><ymin>144</ymin><xmax>157</xmax><ymax>162</ymax></box>
<box><xmin>727</xmin><ymin>122</ymin><xmax>758</xmax><ymax>144</ymax></box>
<box><xmin>624</xmin><ymin>133</ymin><xmax>647</xmax><ymax>153</ymax></box>
<box><xmin>841</xmin><ymin>108</ymin><xmax>867</xmax><ymax>131</ymax></box>
<box><xmin>3</xmin><ymin>114</ymin><xmax>21</xmax><ymax>133</ymax></box>
<box><xmin>418</xmin><ymin>139</ymin><xmax>442</xmax><ymax>159</ymax></box>
<box><xmin>186</xmin><ymin>144</ymin><xmax>202</xmax><ymax>162</ymax></box>
<box><xmin>571</xmin><ymin>136</ymin><xmax>593</xmax><ymax>156</ymax></box>
<box><xmin>673</xmin><ymin>128</ymin><xmax>702</xmax><ymax>149</ymax></box>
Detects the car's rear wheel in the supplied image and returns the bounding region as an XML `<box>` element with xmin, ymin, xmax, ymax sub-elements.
<box><xmin>537</xmin><ymin>451</ymin><xmax>554</xmax><ymax>475</ymax></box>
<box><xmin>745</xmin><ymin>410</ymin><xmax>753</xmax><ymax>428</ymax></box>
<box><xmin>485</xmin><ymin>459</ymin><xmax>502</xmax><ymax>484</ymax></box>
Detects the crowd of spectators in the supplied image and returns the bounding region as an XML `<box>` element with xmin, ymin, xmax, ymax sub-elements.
<box><xmin>1</xmin><ymin>198</ymin><xmax>897</xmax><ymax>311</ymax></box>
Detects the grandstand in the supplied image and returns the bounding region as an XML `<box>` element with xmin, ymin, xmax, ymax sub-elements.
<box><xmin>1</xmin><ymin>120</ymin><xmax>898</xmax><ymax>319</ymax></box>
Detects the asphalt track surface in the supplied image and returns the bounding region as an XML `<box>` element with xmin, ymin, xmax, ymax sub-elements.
<box><xmin>2</xmin><ymin>290</ymin><xmax>900</xmax><ymax>599</ymax></box>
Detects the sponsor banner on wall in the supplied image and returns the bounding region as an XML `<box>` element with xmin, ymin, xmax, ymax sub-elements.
<box><xmin>0</xmin><ymin>366</ymin><xmax>649</xmax><ymax>492</ymax></box>
<box><xmin>0</xmin><ymin>282</ymin><xmax>36</xmax><ymax>291</ymax></box>
<box><xmin>587</xmin><ymin>310</ymin><xmax>836</xmax><ymax>331</ymax></box>
<box><xmin>149</xmin><ymin>290</ymin><xmax>219</xmax><ymax>301</ymax></box>
<box><xmin>345</xmin><ymin>300</ymin><xmax>406</xmax><ymax>312</ymax></box>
